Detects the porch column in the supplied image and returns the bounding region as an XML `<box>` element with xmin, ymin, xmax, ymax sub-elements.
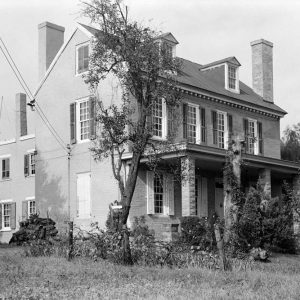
<box><xmin>292</xmin><ymin>175</ymin><xmax>300</xmax><ymax>236</ymax></box>
<box><xmin>181</xmin><ymin>156</ymin><xmax>196</xmax><ymax>216</ymax></box>
<box><xmin>259</xmin><ymin>168</ymin><xmax>271</xmax><ymax>197</ymax></box>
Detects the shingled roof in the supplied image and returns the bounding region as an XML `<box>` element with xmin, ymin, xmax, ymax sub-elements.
<box><xmin>47</xmin><ymin>23</ymin><xmax>287</xmax><ymax>116</ymax></box>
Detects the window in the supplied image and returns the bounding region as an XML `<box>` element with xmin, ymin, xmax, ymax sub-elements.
<box><xmin>2</xmin><ymin>158</ymin><xmax>10</xmax><ymax>180</ymax></box>
<box><xmin>152</xmin><ymin>98</ymin><xmax>167</xmax><ymax>139</ymax></box>
<box><xmin>162</xmin><ymin>42</ymin><xmax>173</xmax><ymax>61</ymax></box>
<box><xmin>244</xmin><ymin>118</ymin><xmax>262</xmax><ymax>155</ymax></box>
<box><xmin>24</xmin><ymin>152</ymin><xmax>35</xmax><ymax>176</ymax></box>
<box><xmin>212</xmin><ymin>111</ymin><xmax>228</xmax><ymax>149</ymax></box>
<box><xmin>228</xmin><ymin>65</ymin><xmax>237</xmax><ymax>90</ymax></box>
<box><xmin>146</xmin><ymin>171</ymin><xmax>174</xmax><ymax>215</ymax></box>
<box><xmin>154</xmin><ymin>173</ymin><xmax>164</xmax><ymax>214</ymax></box>
<box><xmin>183</xmin><ymin>104</ymin><xmax>201</xmax><ymax>144</ymax></box>
<box><xmin>76</xmin><ymin>43</ymin><xmax>89</xmax><ymax>75</ymax></box>
<box><xmin>0</xmin><ymin>201</ymin><xmax>16</xmax><ymax>231</ymax></box>
<box><xmin>70</xmin><ymin>97</ymin><xmax>96</xmax><ymax>144</ymax></box>
<box><xmin>28</xmin><ymin>200</ymin><xmax>36</xmax><ymax>216</ymax></box>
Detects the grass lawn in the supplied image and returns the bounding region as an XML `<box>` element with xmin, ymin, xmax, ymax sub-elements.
<box><xmin>0</xmin><ymin>247</ymin><xmax>300</xmax><ymax>300</ymax></box>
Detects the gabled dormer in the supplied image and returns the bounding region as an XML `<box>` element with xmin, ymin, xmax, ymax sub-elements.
<box><xmin>157</xmin><ymin>32</ymin><xmax>179</xmax><ymax>59</ymax></box>
<box><xmin>200</xmin><ymin>57</ymin><xmax>241</xmax><ymax>94</ymax></box>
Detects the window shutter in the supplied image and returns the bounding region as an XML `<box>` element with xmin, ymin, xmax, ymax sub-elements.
<box><xmin>164</xmin><ymin>174</ymin><xmax>175</xmax><ymax>216</ymax></box>
<box><xmin>228</xmin><ymin>114</ymin><xmax>233</xmax><ymax>138</ymax></box>
<box><xmin>182</xmin><ymin>103</ymin><xmax>187</xmax><ymax>139</ymax></box>
<box><xmin>243</xmin><ymin>118</ymin><xmax>249</xmax><ymax>152</ymax></box>
<box><xmin>200</xmin><ymin>108</ymin><xmax>206</xmax><ymax>143</ymax></box>
<box><xmin>212</xmin><ymin>111</ymin><xmax>217</xmax><ymax>145</ymax></box>
<box><xmin>258</xmin><ymin>122</ymin><xmax>263</xmax><ymax>154</ymax></box>
<box><xmin>146</xmin><ymin>106</ymin><xmax>153</xmax><ymax>134</ymax></box>
<box><xmin>0</xmin><ymin>204</ymin><xmax>2</xmax><ymax>230</ymax></box>
<box><xmin>10</xmin><ymin>202</ymin><xmax>16</xmax><ymax>230</ymax></box>
<box><xmin>22</xmin><ymin>200</ymin><xmax>28</xmax><ymax>220</ymax></box>
<box><xmin>89</xmin><ymin>97</ymin><xmax>96</xmax><ymax>140</ymax></box>
<box><xmin>146</xmin><ymin>171</ymin><xmax>154</xmax><ymax>214</ymax></box>
<box><xmin>70</xmin><ymin>103</ymin><xmax>76</xmax><ymax>144</ymax></box>
<box><xmin>24</xmin><ymin>154</ymin><xmax>29</xmax><ymax>177</ymax></box>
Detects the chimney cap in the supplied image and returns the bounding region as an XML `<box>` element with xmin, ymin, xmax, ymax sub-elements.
<box><xmin>250</xmin><ymin>39</ymin><xmax>273</xmax><ymax>48</ymax></box>
<box><xmin>38</xmin><ymin>21</ymin><xmax>65</xmax><ymax>32</ymax></box>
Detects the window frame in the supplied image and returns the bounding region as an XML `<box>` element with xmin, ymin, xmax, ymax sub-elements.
<box><xmin>183</xmin><ymin>103</ymin><xmax>201</xmax><ymax>144</ymax></box>
<box><xmin>245</xmin><ymin>118</ymin><xmax>258</xmax><ymax>155</ymax></box>
<box><xmin>225</xmin><ymin>63</ymin><xmax>240</xmax><ymax>93</ymax></box>
<box><xmin>76</xmin><ymin>97</ymin><xmax>91</xmax><ymax>143</ymax></box>
<box><xmin>25</xmin><ymin>151</ymin><xmax>36</xmax><ymax>177</ymax></box>
<box><xmin>27</xmin><ymin>198</ymin><xmax>36</xmax><ymax>217</ymax></box>
<box><xmin>153</xmin><ymin>173</ymin><xmax>164</xmax><ymax>214</ymax></box>
<box><xmin>1</xmin><ymin>155</ymin><xmax>11</xmax><ymax>180</ymax></box>
<box><xmin>152</xmin><ymin>98</ymin><xmax>167</xmax><ymax>140</ymax></box>
<box><xmin>75</xmin><ymin>42</ymin><xmax>90</xmax><ymax>76</ymax></box>
<box><xmin>0</xmin><ymin>200</ymin><xmax>13</xmax><ymax>231</ymax></box>
<box><xmin>215</xmin><ymin>110</ymin><xmax>228</xmax><ymax>149</ymax></box>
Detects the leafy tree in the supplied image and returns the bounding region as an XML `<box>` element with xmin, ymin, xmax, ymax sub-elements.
<box><xmin>82</xmin><ymin>0</ymin><xmax>182</xmax><ymax>264</ymax></box>
<box><xmin>281</xmin><ymin>123</ymin><xmax>300</xmax><ymax>162</ymax></box>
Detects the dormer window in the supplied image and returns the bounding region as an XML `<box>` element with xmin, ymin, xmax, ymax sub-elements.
<box><xmin>228</xmin><ymin>65</ymin><xmax>237</xmax><ymax>89</ymax></box>
<box><xmin>162</xmin><ymin>42</ymin><xmax>174</xmax><ymax>60</ymax></box>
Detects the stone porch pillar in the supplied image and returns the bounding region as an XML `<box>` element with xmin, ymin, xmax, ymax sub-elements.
<box><xmin>259</xmin><ymin>168</ymin><xmax>271</xmax><ymax>197</ymax></box>
<box><xmin>181</xmin><ymin>156</ymin><xmax>196</xmax><ymax>216</ymax></box>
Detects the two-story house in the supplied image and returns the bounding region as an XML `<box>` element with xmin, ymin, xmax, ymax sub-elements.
<box><xmin>0</xmin><ymin>93</ymin><xmax>36</xmax><ymax>243</ymax></box>
<box><xmin>33</xmin><ymin>22</ymin><xmax>300</xmax><ymax>239</ymax></box>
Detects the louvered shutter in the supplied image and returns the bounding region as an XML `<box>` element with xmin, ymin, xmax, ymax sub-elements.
<box><xmin>243</xmin><ymin>119</ymin><xmax>249</xmax><ymax>152</ymax></box>
<box><xmin>146</xmin><ymin>171</ymin><xmax>154</xmax><ymax>214</ymax></box>
<box><xmin>10</xmin><ymin>202</ymin><xmax>16</xmax><ymax>230</ymax></box>
<box><xmin>78</xmin><ymin>46</ymin><xmax>84</xmax><ymax>72</ymax></box>
<box><xmin>89</xmin><ymin>97</ymin><xmax>96</xmax><ymax>140</ymax></box>
<box><xmin>258</xmin><ymin>122</ymin><xmax>263</xmax><ymax>154</ymax></box>
<box><xmin>24</xmin><ymin>154</ymin><xmax>29</xmax><ymax>177</ymax></box>
<box><xmin>201</xmin><ymin>108</ymin><xmax>206</xmax><ymax>143</ymax></box>
<box><xmin>164</xmin><ymin>174</ymin><xmax>175</xmax><ymax>216</ymax></box>
<box><xmin>212</xmin><ymin>111</ymin><xmax>217</xmax><ymax>145</ymax></box>
<box><xmin>182</xmin><ymin>103</ymin><xmax>187</xmax><ymax>139</ymax></box>
<box><xmin>22</xmin><ymin>200</ymin><xmax>28</xmax><ymax>220</ymax></box>
<box><xmin>0</xmin><ymin>204</ymin><xmax>2</xmax><ymax>230</ymax></box>
<box><xmin>228</xmin><ymin>114</ymin><xmax>233</xmax><ymax>138</ymax></box>
<box><xmin>70</xmin><ymin>103</ymin><xmax>76</xmax><ymax>144</ymax></box>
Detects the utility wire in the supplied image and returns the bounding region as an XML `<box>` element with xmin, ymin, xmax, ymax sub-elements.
<box><xmin>0</xmin><ymin>38</ymin><xmax>68</xmax><ymax>152</ymax></box>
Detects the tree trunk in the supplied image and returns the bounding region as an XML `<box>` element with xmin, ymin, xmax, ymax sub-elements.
<box><xmin>214</xmin><ymin>223</ymin><xmax>231</xmax><ymax>271</ymax></box>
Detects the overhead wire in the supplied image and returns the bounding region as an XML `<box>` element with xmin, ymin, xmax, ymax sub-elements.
<box><xmin>0</xmin><ymin>38</ymin><xmax>68</xmax><ymax>152</ymax></box>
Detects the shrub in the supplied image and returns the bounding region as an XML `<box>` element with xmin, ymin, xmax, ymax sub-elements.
<box><xmin>179</xmin><ymin>216</ymin><xmax>214</xmax><ymax>250</ymax></box>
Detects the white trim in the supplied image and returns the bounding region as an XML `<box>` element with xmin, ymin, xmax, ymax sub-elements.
<box><xmin>247</xmin><ymin>118</ymin><xmax>259</xmax><ymax>155</ymax></box>
<box><xmin>75</xmin><ymin>41</ymin><xmax>90</xmax><ymax>76</ymax></box>
<box><xmin>0</xmin><ymin>199</ymin><xmax>13</xmax><ymax>203</ymax></box>
<box><xmin>0</xmin><ymin>139</ymin><xmax>16</xmax><ymax>146</ymax></box>
<box><xmin>77</xmin><ymin>23</ymin><xmax>94</xmax><ymax>38</ymax></box>
<box><xmin>26</xmin><ymin>149</ymin><xmax>36</xmax><ymax>154</ymax></box>
<box><xmin>27</xmin><ymin>198</ymin><xmax>36</xmax><ymax>217</ymax></box>
<box><xmin>25</xmin><ymin>196</ymin><xmax>35</xmax><ymax>201</ymax></box>
<box><xmin>202</xmin><ymin>62</ymin><xmax>226</xmax><ymax>72</ymax></box>
<box><xmin>225</xmin><ymin>63</ymin><xmax>240</xmax><ymax>94</ymax></box>
<box><xmin>20</xmin><ymin>134</ymin><xmax>35</xmax><ymax>141</ymax></box>
<box><xmin>75</xmin><ymin>97</ymin><xmax>91</xmax><ymax>144</ymax></box>
<box><xmin>0</xmin><ymin>154</ymin><xmax>11</xmax><ymax>159</ymax></box>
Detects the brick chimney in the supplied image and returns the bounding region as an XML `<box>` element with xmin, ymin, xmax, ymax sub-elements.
<box><xmin>38</xmin><ymin>21</ymin><xmax>65</xmax><ymax>81</ymax></box>
<box><xmin>16</xmin><ymin>93</ymin><xmax>27</xmax><ymax>138</ymax></box>
<box><xmin>251</xmin><ymin>39</ymin><xmax>273</xmax><ymax>103</ymax></box>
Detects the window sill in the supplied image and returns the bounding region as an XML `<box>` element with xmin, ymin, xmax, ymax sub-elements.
<box><xmin>0</xmin><ymin>228</ymin><xmax>12</xmax><ymax>232</ymax></box>
<box><xmin>0</xmin><ymin>178</ymin><xmax>12</xmax><ymax>182</ymax></box>
<box><xmin>76</xmin><ymin>139</ymin><xmax>91</xmax><ymax>144</ymax></box>
<box><xmin>25</xmin><ymin>174</ymin><xmax>35</xmax><ymax>178</ymax></box>
<box><xmin>75</xmin><ymin>70</ymin><xmax>89</xmax><ymax>77</ymax></box>
<box><xmin>150</xmin><ymin>136</ymin><xmax>167</xmax><ymax>142</ymax></box>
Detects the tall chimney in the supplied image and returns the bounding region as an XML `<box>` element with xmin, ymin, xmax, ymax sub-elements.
<box><xmin>251</xmin><ymin>39</ymin><xmax>273</xmax><ymax>103</ymax></box>
<box><xmin>16</xmin><ymin>93</ymin><xmax>27</xmax><ymax>138</ymax></box>
<box><xmin>38</xmin><ymin>22</ymin><xmax>65</xmax><ymax>81</ymax></box>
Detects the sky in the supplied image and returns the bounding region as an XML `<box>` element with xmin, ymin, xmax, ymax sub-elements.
<box><xmin>0</xmin><ymin>0</ymin><xmax>300</xmax><ymax>139</ymax></box>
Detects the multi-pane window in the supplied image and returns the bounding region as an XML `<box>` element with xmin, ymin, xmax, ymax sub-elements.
<box><xmin>163</xmin><ymin>42</ymin><xmax>173</xmax><ymax>61</ymax></box>
<box><xmin>187</xmin><ymin>106</ymin><xmax>197</xmax><ymax>143</ymax></box>
<box><xmin>228</xmin><ymin>65</ymin><xmax>237</xmax><ymax>89</ymax></box>
<box><xmin>217</xmin><ymin>112</ymin><xmax>225</xmax><ymax>149</ymax></box>
<box><xmin>28</xmin><ymin>200</ymin><xmax>36</xmax><ymax>216</ymax></box>
<box><xmin>79</xmin><ymin>100</ymin><xmax>90</xmax><ymax>141</ymax></box>
<box><xmin>24</xmin><ymin>153</ymin><xmax>35</xmax><ymax>176</ymax></box>
<box><xmin>3</xmin><ymin>203</ymin><xmax>11</xmax><ymax>228</ymax></box>
<box><xmin>244</xmin><ymin>118</ymin><xmax>261</xmax><ymax>155</ymax></box>
<box><xmin>76</xmin><ymin>44</ymin><xmax>89</xmax><ymax>74</ymax></box>
<box><xmin>154</xmin><ymin>173</ymin><xmax>164</xmax><ymax>214</ymax></box>
<box><xmin>152</xmin><ymin>98</ymin><xmax>163</xmax><ymax>137</ymax></box>
<box><xmin>248</xmin><ymin>120</ymin><xmax>256</xmax><ymax>154</ymax></box>
<box><xmin>2</xmin><ymin>158</ymin><xmax>10</xmax><ymax>180</ymax></box>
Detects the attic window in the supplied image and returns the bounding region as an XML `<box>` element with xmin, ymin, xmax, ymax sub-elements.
<box><xmin>228</xmin><ymin>65</ymin><xmax>237</xmax><ymax>89</ymax></box>
<box><xmin>162</xmin><ymin>42</ymin><xmax>173</xmax><ymax>60</ymax></box>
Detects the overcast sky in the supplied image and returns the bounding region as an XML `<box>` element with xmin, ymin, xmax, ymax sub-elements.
<box><xmin>0</xmin><ymin>0</ymin><xmax>300</xmax><ymax>139</ymax></box>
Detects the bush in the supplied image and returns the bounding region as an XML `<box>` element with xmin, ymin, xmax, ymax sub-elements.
<box><xmin>179</xmin><ymin>216</ymin><xmax>214</xmax><ymax>250</ymax></box>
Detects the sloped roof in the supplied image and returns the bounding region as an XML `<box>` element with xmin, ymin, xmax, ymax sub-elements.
<box><xmin>177</xmin><ymin>59</ymin><xmax>286</xmax><ymax>115</ymax></box>
<box><xmin>35</xmin><ymin>23</ymin><xmax>286</xmax><ymax>116</ymax></box>
<box><xmin>157</xmin><ymin>32</ymin><xmax>179</xmax><ymax>44</ymax></box>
